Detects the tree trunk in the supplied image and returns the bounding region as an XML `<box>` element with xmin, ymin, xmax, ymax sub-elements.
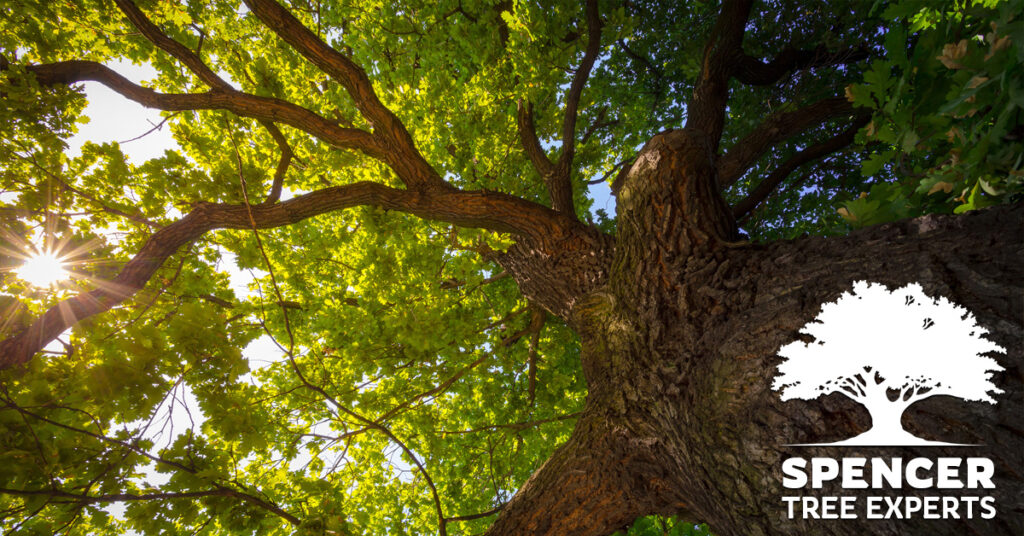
<box><xmin>487</xmin><ymin>129</ymin><xmax>1023</xmax><ymax>535</ymax></box>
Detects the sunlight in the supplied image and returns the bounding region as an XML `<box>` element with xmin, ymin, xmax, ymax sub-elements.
<box><xmin>16</xmin><ymin>251</ymin><xmax>70</xmax><ymax>287</ymax></box>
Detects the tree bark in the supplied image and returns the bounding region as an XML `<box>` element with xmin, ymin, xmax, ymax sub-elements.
<box><xmin>487</xmin><ymin>129</ymin><xmax>1023</xmax><ymax>535</ymax></box>
<box><xmin>5</xmin><ymin>2</ymin><xmax>1017</xmax><ymax>535</ymax></box>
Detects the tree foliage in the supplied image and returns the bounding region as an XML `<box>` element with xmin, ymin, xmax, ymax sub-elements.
<box><xmin>0</xmin><ymin>0</ymin><xmax>1020</xmax><ymax>534</ymax></box>
<box><xmin>839</xmin><ymin>0</ymin><xmax>1024</xmax><ymax>228</ymax></box>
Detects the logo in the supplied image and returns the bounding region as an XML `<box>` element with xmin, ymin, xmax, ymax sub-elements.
<box><xmin>772</xmin><ymin>281</ymin><xmax>1006</xmax><ymax>521</ymax></box>
<box><xmin>772</xmin><ymin>280</ymin><xmax>1005</xmax><ymax>446</ymax></box>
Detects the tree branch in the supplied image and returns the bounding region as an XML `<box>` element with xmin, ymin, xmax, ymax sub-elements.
<box><xmin>717</xmin><ymin>96</ymin><xmax>858</xmax><ymax>188</ymax></box>
<box><xmin>686</xmin><ymin>0</ymin><xmax>754</xmax><ymax>149</ymax></box>
<box><xmin>844</xmin><ymin>376</ymin><xmax>867</xmax><ymax>398</ymax></box>
<box><xmin>446</xmin><ymin>503</ymin><xmax>505</xmax><ymax>523</ymax></box>
<box><xmin>258</xmin><ymin>121</ymin><xmax>293</xmax><ymax>204</ymax></box>
<box><xmin>0</xmin><ymin>400</ymin><xmax>300</xmax><ymax>525</ymax></box>
<box><xmin>8</xmin><ymin>43</ymin><xmax>589</xmax><ymax>369</ymax></box>
<box><xmin>242</xmin><ymin>0</ymin><xmax>389</xmax><ymax>128</ymax></box>
<box><xmin>242</xmin><ymin>0</ymin><xmax>448</xmax><ymax>191</ymax></box>
<box><xmin>525</xmin><ymin>307</ymin><xmax>545</xmax><ymax>407</ymax></box>
<box><xmin>579</xmin><ymin>106</ymin><xmax>616</xmax><ymax>146</ymax></box>
<box><xmin>377</xmin><ymin>352</ymin><xmax>490</xmax><ymax>423</ymax></box>
<box><xmin>836</xmin><ymin>384</ymin><xmax>859</xmax><ymax>399</ymax></box>
<box><xmin>25</xmin><ymin>60</ymin><xmax>379</xmax><ymax>157</ymax></box>
<box><xmin>0</xmin><ymin>182</ymin><xmax>571</xmax><ymax>369</ymax></box>
<box><xmin>732</xmin><ymin>45</ymin><xmax>870</xmax><ymax>86</ymax></box>
<box><xmin>732</xmin><ymin>115</ymin><xmax>869</xmax><ymax>220</ymax></box>
<box><xmin>555</xmin><ymin>0</ymin><xmax>602</xmax><ymax>172</ymax></box>
<box><xmin>516</xmin><ymin>100</ymin><xmax>555</xmax><ymax>178</ymax></box>
<box><xmin>514</xmin><ymin>0</ymin><xmax>602</xmax><ymax>218</ymax></box>
<box><xmin>112</xmin><ymin>0</ymin><xmax>233</xmax><ymax>91</ymax></box>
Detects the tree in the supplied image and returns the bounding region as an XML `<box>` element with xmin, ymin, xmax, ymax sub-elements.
<box><xmin>773</xmin><ymin>280</ymin><xmax>1006</xmax><ymax>446</ymax></box>
<box><xmin>0</xmin><ymin>0</ymin><xmax>1021</xmax><ymax>535</ymax></box>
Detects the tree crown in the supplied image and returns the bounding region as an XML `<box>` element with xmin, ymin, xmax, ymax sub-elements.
<box><xmin>0</xmin><ymin>0</ymin><xmax>1020</xmax><ymax>534</ymax></box>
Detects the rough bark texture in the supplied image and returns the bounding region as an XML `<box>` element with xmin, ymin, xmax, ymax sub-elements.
<box><xmin>3</xmin><ymin>1</ymin><xmax>1021</xmax><ymax>535</ymax></box>
<box><xmin>485</xmin><ymin>129</ymin><xmax>1023</xmax><ymax>536</ymax></box>
<box><xmin>496</xmin><ymin>226</ymin><xmax>614</xmax><ymax>320</ymax></box>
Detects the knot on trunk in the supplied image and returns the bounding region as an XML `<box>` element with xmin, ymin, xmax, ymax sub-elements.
<box><xmin>496</xmin><ymin>226</ymin><xmax>613</xmax><ymax>321</ymax></box>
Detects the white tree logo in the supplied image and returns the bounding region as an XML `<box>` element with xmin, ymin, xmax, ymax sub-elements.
<box><xmin>772</xmin><ymin>281</ymin><xmax>1005</xmax><ymax>446</ymax></box>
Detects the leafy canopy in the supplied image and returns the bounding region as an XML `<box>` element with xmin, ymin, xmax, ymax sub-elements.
<box><xmin>0</xmin><ymin>0</ymin><xmax>1020</xmax><ymax>534</ymax></box>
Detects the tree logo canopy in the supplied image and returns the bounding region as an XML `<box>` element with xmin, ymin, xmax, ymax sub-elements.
<box><xmin>772</xmin><ymin>281</ymin><xmax>1006</xmax><ymax>446</ymax></box>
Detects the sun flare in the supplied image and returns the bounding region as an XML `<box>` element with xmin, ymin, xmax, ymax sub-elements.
<box><xmin>16</xmin><ymin>252</ymin><xmax>70</xmax><ymax>287</ymax></box>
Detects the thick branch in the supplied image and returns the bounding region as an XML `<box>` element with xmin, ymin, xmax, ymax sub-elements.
<box><xmin>732</xmin><ymin>115</ymin><xmax>869</xmax><ymax>220</ymax></box>
<box><xmin>733</xmin><ymin>45</ymin><xmax>870</xmax><ymax>86</ymax></box>
<box><xmin>242</xmin><ymin>0</ymin><xmax>387</xmax><ymax>127</ymax></box>
<box><xmin>516</xmin><ymin>100</ymin><xmax>556</xmax><ymax>178</ymax></box>
<box><xmin>242</xmin><ymin>0</ymin><xmax>447</xmax><ymax>191</ymax></box>
<box><xmin>555</xmin><ymin>0</ymin><xmax>602</xmax><ymax>175</ymax></box>
<box><xmin>0</xmin><ymin>182</ymin><xmax>574</xmax><ymax>370</ymax></box>
<box><xmin>686</xmin><ymin>0</ymin><xmax>754</xmax><ymax>149</ymax></box>
<box><xmin>514</xmin><ymin>0</ymin><xmax>601</xmax><ymax>218</ymax></box>
<box><xmin>26</xmin><ymin>60</ymin><xmax>379</xmax><ymax>156</ymax></box>
<box><xmin>717</xmin><ymin>96</ymin><xmax>857</xmax><ymax>188</ymax></box>
<box><xmin>112</xmin><ymin>0</ymin><xmax>232</xmax><ymax>91</ymax></box>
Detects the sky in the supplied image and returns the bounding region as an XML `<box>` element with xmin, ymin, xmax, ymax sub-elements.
<box><xmin>46</xmin><ymin>58</ymin><xmax>616</xmax><ymax>527</ymax></box>
<box><xmin>65</xmin><ymin>61</ymin><xmax>178</xmax><ymax>164</ymax></box>
<box><xmin>61</xmin><ymin>58</ymin><xmax>616</xmax><ymax>373</ymax></box>
<box><xmin>57</xmin><ymin>60</ymin><xmax>325</xmax><ymax>523</ymax></box>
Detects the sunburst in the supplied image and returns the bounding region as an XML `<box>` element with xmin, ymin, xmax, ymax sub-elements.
<box><xmin>15</xmin><ymin>250</ymin><xmax>70</xmax><ymax>287</ymax></box>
